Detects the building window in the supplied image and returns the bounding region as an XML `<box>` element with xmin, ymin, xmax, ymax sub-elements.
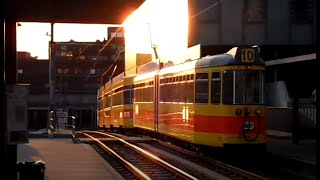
<box><xmin>18</xmin><ymin>69</ymin><xmax>23</xmax><ymax>74</ymax></box>
<box><xmin>245</xmin><ymin>0</ymin><xmax>265</xmax><ymax>23</ymax></box>
<box><xmin>193</xmin><ymin>0</ymin><xmax>221</xmax><ymax>23</ymax></box>
<box><xmin>57</xmin><ymin>68</ymin><xmax>63</xmax><ymax>74</ymax></box>
<box><xmin>64</xmin><ymin>68</ymin><xmax>69</xmax><ymax>74</ymax></box>
<box><xmin>60</xmin><ymin>51</ymin><xmax>73</xmax><ymax>57</ymax></box>
<box><xmin>290</xmin><ymin>0</ymin><xmax>313</xmax><ymax>24</ymax></box>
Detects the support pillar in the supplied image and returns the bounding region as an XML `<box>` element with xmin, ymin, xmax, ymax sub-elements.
<box><xmin>4</xmin><ymin>18</ymin><xmax>18</xmax><ymax>180</ymax></box>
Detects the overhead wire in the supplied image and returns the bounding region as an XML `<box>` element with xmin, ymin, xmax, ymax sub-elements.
<box><xmin>191</xmin><ymin>0</ymin><xmax>226</xmax><ymax>19</ymax></box>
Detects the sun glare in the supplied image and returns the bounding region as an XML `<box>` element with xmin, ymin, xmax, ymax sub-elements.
<box><xmin>123</xmin><ymin>0</ymin><xmax>188</xmax><ymax>64</ymax></box>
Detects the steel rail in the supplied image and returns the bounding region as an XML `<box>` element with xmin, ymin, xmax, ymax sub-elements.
<box><xmin>79</xmin><ymin>131</ymin><xmax>151</xmax><ymax>180</ymax></box>
<box><xmin>83</xmin><ymin>130</ymin><xmax>198</xmax><ymax>180</ymax></box>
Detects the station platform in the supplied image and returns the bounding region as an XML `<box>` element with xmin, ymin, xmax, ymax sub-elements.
<box><xmin>18</xmin><ymin>129</ymin><xmax>315</xmax><ymax>179</ymax></box>
<box><xmin>266</xmin><ymin>130</ymin><xmax>316</xmax><ymax>164</ymax></box>
<box><xmin>18</xmin><ymin>138</ymin><xmax>124</xmax><ymax>180</ymax></box>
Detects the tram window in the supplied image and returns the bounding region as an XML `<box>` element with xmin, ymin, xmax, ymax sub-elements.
<box><xmin>145</xmin><ymin>87</ymin><xmax>150</xmax><ymax>102</ymax></box>
<box><xmin>107</xmin><ymin>93</ymin><xmax>111</xmax><ymax>107</ymax></box>
<box><xmin>179</xmin><ymin>82</ymin><xmax>187</xmax><ymax>102</ymax></box>
<box><xmin>99</xmin><ymin>99</ymin><xmax>102</xmax><ymax>110</ymax></box>
<box><xmin>112</xmin><ymin>94</ymin><xmax>116</xmax><ymax>106</ymax></box>
<box><xmin>142</xmin><ymin>88</ymin><xmax>146</xmax><ymax>102</ymax></box>
<box><xmin>211</xmin><ymin>72</ymin><xmax>221</xmax><ymax>104</ymax></box>
<box><xmin>167</xmin><ymin>84</ymin><xmax>174</xmax><ymax>102</ymax></box>
<box><xmin>160</xmin><ymin>84</ymin><xmax>165</xmax><ymax>102</ymax></box>
<box><xmin>120</xmin><ymin>91</ymin><xmax>124</xmax><ymax>105</ymax></box>
<box><xmin>149</xmin><ymin>87</ymin><xmax>153</xmax><ymax>102</ymax></box>
<box><xmin>173</xmin><ymin>83</ymin><xmax>179</xmax><ymax>102</ymax></box>
<box><xmin>124</xmin><ymin>89</ymin><xmax>133</xmax><ymax>104</ymax></box>
<box><xmin>134</xmin><ymin>88</ymin><xmax>139</xmax><ymax>102</ymax></box>
<box><xmin>138</xmin><ymin>88</ymin><xmax>142</xmax><ymax>102</ymax></box>
<box><xmin>104</xmin><ymin>95</ymin><xmax>108</xmax><ymax>108</ymax></box>
<box><xmin>223</xmin><ymin>71</ymin><xmax>233</xmax><ymax>104</ymax></box>
<box><xmin>223</xmin><ymin>70</ymin><xmax>264</xmax><ymax>104</ymax></box>
<box><xmin>186</xmin><ymin>81</ymin><xmax>194</xmax><ymax>103</ymax></box>
<box><xmin>195</xmin><ymin>73</ymin><xmax>209</xmax><ymax>104</ymax></box>
<box><xmin>134</xmin><ymin>88</ymin><xmax>140</xmax><ymax>102</ymax></box>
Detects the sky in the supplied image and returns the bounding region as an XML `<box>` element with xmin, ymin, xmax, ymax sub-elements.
<box><xmin>17</xmin><ymin>22</ymin><xmax>112</xmax><ymax>59</ymax></box>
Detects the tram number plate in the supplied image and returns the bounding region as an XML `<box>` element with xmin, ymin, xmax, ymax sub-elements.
<box><xmin>241</xmin><ymin>49</ymin><xmax>255</xmax><ymax>63</ymax></box>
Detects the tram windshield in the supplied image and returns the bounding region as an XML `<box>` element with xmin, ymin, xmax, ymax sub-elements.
<box><xmin>223</xmin><ymin>70</ymin><xmax>264</xmax><ymax>105</ymax></box>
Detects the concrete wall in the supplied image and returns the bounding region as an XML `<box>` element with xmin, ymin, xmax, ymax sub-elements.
<box><xmin>221</xmin><ymin>0</ymin><xmax>243</xmax><ymax>44</ymax></box>
<box><xmin>191</xmin><ymin>0</ymin><xmax>315</xmax><ymax>46</ymax></box>
<box><xmin>266</xmin><ymin>0</ymin><xmax>289</xmax><ymax>44</ymax></box>
<box><xmin>28</xmin><ymin>94</ymin><xmax>96</xmax><ymax>107</ymax></box>
<box><xmin>266</xmin><ymin>107</ymin><xmax>293</xmax><ymax>132</ymax></box>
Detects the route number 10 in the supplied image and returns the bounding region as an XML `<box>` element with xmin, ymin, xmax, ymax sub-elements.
<box><xmin>241</xmin><ymin>49</ymin><xmax>255</xmax><ymax>63</ymax></box>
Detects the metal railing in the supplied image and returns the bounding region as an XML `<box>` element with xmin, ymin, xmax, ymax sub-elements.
<box><xmin>299</xmin><ymin>102</ymin><xmax>316</xmax><ymax>125</ymax></box>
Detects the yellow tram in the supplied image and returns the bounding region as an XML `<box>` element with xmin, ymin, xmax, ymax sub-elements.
<box><xmin>133</xmin><ymin>45</ymin><xmax>266</xmax><ymax>148</ymax></box>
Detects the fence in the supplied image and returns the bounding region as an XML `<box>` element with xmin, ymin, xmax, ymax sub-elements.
<box><xmin>299</xmin><ymin>100</ymin><xmax>316</xmax><ymax>126</ymax></box>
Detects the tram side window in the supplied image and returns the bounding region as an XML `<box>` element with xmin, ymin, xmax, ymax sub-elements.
<box><xmin>120</xmin><ymin>91</ymin><xmax>123</xmax><ymax>105</ymax></box>
<box><xmin>211</xmin><ymin>72</ymin><xmax>221</xmax><ymax>104</ymax></box>
<box><xmin>103</xmin><ymin>95</ymin><xmax>107</xmax><ymax>108</ymax></box>
<box><xmin>136</xmin><ymin>87</ymin><xmax>140</xmax><ymax>102</ymax></box>
<box><xmin>179</xmin><ymin>81</ymin><xmax>186</xmax><ymax>103</ymax></box>
<box><xmin>195</xmin><ymin>73</ymin><xmax>209</xmax><ymax>104</ymax></box>
<box><xmin>99</xmin><ymin>99</ymin><xmax>103</xmax><ymax>110</ymax></box>
<box><xmin>223</xmin><ymin>71</ymin><xmax>233</xmax><ymax>104</ymax></box>
<box><xmin>186</xmin><ymin>81</ymin><xmax>194</xmax><ymax>103</ymax></box>
<box><xmin>149</xmin><ymin>86</ymin><xmax>153</xmax><ymax>102</ymax></box>
<box><xmin>124</xmin><ymin>86</ymin><xmax>133</xmax><ymax>104</ymax></box>
<box><xmin>160</xmin><ymin>84</ymin><xmax>165</xmax><ymax>102</ymax></box>
<box><xmin>106</xmin><ymin>93</ymin><xmax>111</xmax><ymax>107</ymax></box>
<box><xmin>172</xmin><ymin>82</ymin><xmax>179</xmax><ymax>102</ymax></box>
<box><xmin>112</xmin><ymin>92</ymin><xmax>117</xmax><ymax>106</ymax></box>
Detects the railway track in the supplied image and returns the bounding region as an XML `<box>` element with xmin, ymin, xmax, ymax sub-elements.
<box><xmin>77</xmin><ymin>131</ymin><xmax>197</xmax><ymax>179</ymax></box>
<box><xmin>137</xmin><ymin>140</ymin><xmax>267</xmax><ymax>180</ymax></box>
<box><xmin>76</xmin><ymin>131</ymin><xmax>266</xmax><ymax>180</ymax></box>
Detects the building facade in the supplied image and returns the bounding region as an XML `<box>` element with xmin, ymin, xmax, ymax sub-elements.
<box><xmin>18</xmin><ymin>27</ymin><xmax>125</xmax><ymax>130</ymax></box>
<box><xmin>189</xmin><ymin>0</ymin><xmax>315</xmax><ymax>47</ymax></box>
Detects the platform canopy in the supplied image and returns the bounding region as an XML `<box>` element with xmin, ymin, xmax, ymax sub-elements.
<box><xmin>5</xmin><ymin>0</ymin><xmax>145</xmax><ymax>24</ymax></box>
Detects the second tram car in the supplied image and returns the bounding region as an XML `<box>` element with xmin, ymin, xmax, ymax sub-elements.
<box><xmin>98</xmin><ymin>73</ymin><xmax>136</xmax><ymax>130</ymax></box>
